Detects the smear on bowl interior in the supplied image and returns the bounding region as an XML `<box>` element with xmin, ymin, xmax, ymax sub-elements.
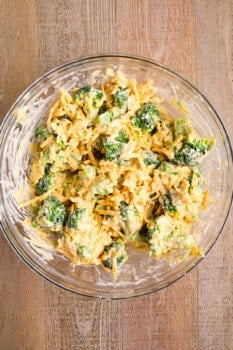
<box><xmin>25</xmin><ymin>71</ymin><xmax>214</xmax><ymax>278</ymax></box>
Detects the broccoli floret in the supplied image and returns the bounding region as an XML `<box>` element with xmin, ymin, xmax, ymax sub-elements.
<box><xmin>139</xmin><ymin>217</ymin><xmax>173</xmax><ymax>244</ymax></box>
<box><xmin>115</xmin><ymin>130</ymin><xmax>129</xmax><ymax>143</ymax></box>
<box><xmin>93</xmin><ymin>134</ymin><xmax>105</xmax><ymax>152</ymax></box>
<box><xmin>74</xmin><ymin>86</ymin><xmax>104</xmax><ymax>108</ymax></box>
<box><xmin>119</xmin><ymin>202</ymin><xmax>142</xmax><ymax>237</ymax></box>
<box><xmin>56</xmin><ymin>138</ymin><xmax>65</xmax><ymax>149</ymax></box>
<box><xmin>192</xmin><ymin>163</ymin><xmax>202</xmax><ymax>175</ymax></box>
<box><xmin>159</xmin><ymin>161</ymin><xmax>177</xmax><ymax>174</ymax></box>
<box><xmin>139</xmin><ymin>215</ymin><xmax>174</xmax><ymax>255</ymax></box>
<box><xmin>74</xmin><ymin>86</ymin><xmax>91</xmax><ymax>100</ymax></box>
<box><xmin>119</xmin><ymin>201</ymin><xmax>129</xmax><ymax>220</ymax></box>
<box><xmin>113</xmin><ymin>87</ymin><xmax>129</xmax><ymax>109</ymax></box>
<box><xmin>174</xmin><ymin>145</ymin><xmax>198</xmax><ymax>165</ymax></box>
<box><xmin>76</xmin><ymin>245</ymin><xmax>90</xmax><ymax>258</ymax></box>
<box><xmin>66</xmin><ymin>208</ymin><xmax>86</xmax><ymax>229</ymax></box>
<box><xmin>188</xmin><ymin>164</ymin><xmax>202</xmax><ymax>183</ymax></box>
<box><xmin>161</xmin><ymin>192</ymin><xmax>177</xmax><ymax>215</ymax></box>
<box><xmin>35</xmin><ymin>126</ymin><xmax>51</xmax><ymax>141</ymax></box>
<box><xmin>131</xmin><ymin>103</ymin><xmax>161</xmax><ymax>132</ymax></box>
<box><xmin>188</xmin><ymin>164</ymin><xmax>203</xmax><ymax>194</ymax></box>
<box><xmin>103</xmin><ymin>255</ymin><xmax>126</xmax><ymax>269</ymax></box>
<box><xmin>103</xmin><ymin>141</ymin><xmax>123</xmax><ymax>161</ymax></box>
<box><xmin>35</xmin><ymin>174</ymin><xmax>53</xmax><ymax>196</ymax></box>
<box><xmin>174</xmin><ymin>138</ymin><xmax>213</xmax><ymax>165</ymax></box>
<box><xmin>94</xmin><ymin>131</ymin><xmax>127</xmax><ymax>163</ymax></box>
<box><xmin>104</xmin><ymin>240</ymin><xmax>123</xmax><ymax>253</ymax></box>
<box><xmin>138</xmin><ymin>223</ymin><xmax>153</xmax><ymax>242</ymax></box>
<box><xmin>94</xmin><ymin>131</ymin><xmax>128</xmax><ymax>162</ymax></box>
<box><xmin>102</xmin><ymin>240</ymin><xmax>127</xmax><ymax>270</ymax></box>
<box><xmin>44</xmin><ymin>163</ymin><xmax>52</xmax><ymax>174</ymax></box>
<box><xmin>35</xmin><ymin>195</ymin><xmax>66</xmax><ymax>230</ymax></box>
<box><xmin>95</xmin><ymin>110</ymin><xmax>114</xmax><ymax>125</ymax></box>
<box><xmin>139</xmin><ymin>215</ymin><xmax>174</xmax><ymax>243</ymax></box>
<box><xmin>193</xmin><ymin>138</ymin><xmax>213</xmax><ymax>153</ymax></box>
<box><xmin>143</xmin><ymin>150</ymin><xmax>160</xmax><ymax>168</ymax></box>
<box><xmin>95</xmin><ymin>91</ymin><xmax>104</xmax><ymax>101</ymax></box>
<box><xmin>174</xmin><ymin>118</ymin><xmax>191</xmax><ymax>139</ymax></box>
<box><xmin>42</xmin><ymin>147</ymin><xmax>50</xmax><ymax>163</ymax></box>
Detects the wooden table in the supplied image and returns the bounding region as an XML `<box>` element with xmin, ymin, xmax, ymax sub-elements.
<box><xmin>0</xmin><ymin>1</ymin><xmax>232</xmax><ymax>349</ymax></box>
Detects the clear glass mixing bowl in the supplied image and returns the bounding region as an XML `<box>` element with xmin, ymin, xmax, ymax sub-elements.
<box><xmin>0</xmin><ymin>54</ymin><xmax>232</xmax><ymax>298</ymax></box>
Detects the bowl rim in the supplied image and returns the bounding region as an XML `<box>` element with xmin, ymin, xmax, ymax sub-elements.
<box><xmin>0</xmin><ymin>53</ymin><xmax>233</xmax><ymax>299</ymax></box>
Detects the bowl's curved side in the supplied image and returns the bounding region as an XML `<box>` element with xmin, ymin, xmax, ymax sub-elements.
<box><xmin>0</xmin><ymin>54</ymin><xmax>232</xmax><ymax>299</ymax></box>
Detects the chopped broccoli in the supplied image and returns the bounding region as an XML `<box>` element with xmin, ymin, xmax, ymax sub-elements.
<box><xmin>139</xmin><ymin>215</ymin><xmax>174</xmax><ymax>245</ymax></box>
<box><xmin>104</xmin><ymin>240</ymin><xmax>123</xmax><ymax>253</ymax></box>
<box><xmin>119</xmin><ymin>201</ymin><xmax>129</xmax><ymax>220</ymax></box>
<box><xmin>62</xmin><ymin>174</ymin><xmax>81</xmax><ymax>196</ymax></box>
<box><xmin>102</xmin><ymin>240</ymin><xmax>127</xmax><ymax>270</ymax></box>
<box><xmin>174</xmin><ymin>118</ymin><xmax>191</xmax><ymax>138</ymax></box>
<box><xmin>113</xmin><ymin>87</ymin><xmax>129</xmax><ymax>109</ymax></box>
<box><xmin>56</xmin><ymin>138</ymin><xmax>65</xmax><ymax>149</ymax></box>
<box><xmin>115</xmin><ymin>130</ymin><xmax>129</xmax><ymax>143</ymax></box>
<box><xmin>95</xmin><ymin>204</ymin><xmax>106</xmax><ymax>212</ymax></box>
<box><xmin>66</xmin><ymin>208</ymin><xmax>86</xmax><ymax>229</ymax></box>
<box><xmin>143</xmin><ymin>150</ymin><xmax>160</xmax><ymax>168</ymax></box>
<box><xmin>174</xmin><ymin>138</ymin><xmax>213</xmax><ymax>165</ymax></box>
<box><xmin>31</xmin><ymin>219</ymin><xmax>40</xmax><ymax>229</ymax></box>
<box><xmin>159</xmin><ymin>161</ymin><xmax>177</xmax><ymax>174</ymax></box>
<box><xmin>93</xmin><ymin>134</ymin><xmax>105</xmax><ymax>152</ymax></box>
<box><xmin>174</xmin><ymin>145</ymin><xmax>198</xmax><ymax>165</ymax></box>
<box><xmin>95</xmin><ymin>132</ymin><xmax>129</xmax><ymax>162</ymax></box>
<box><xmin>74</xmin><ymin>86</ymin><xmax>104</xmax><ymax>109</ymax></box>
<box><xmin>192</xmin><ymin>163</ymin><xmax>202</xmax><ymax>175</ymax></box>
<box><xmin>140</xmin><ymin>215</ymin><xmax>174</xmax><ymax>255</ymax></box>
<box><xmin>95</xmin><ymin>110</ymin><xmax>114</xmax><ymax>125</ymax></box>
<box><xmin>76</xmin><ymin>245</ymin><xmax>90</xmax><ymax>258</ymax></box>
<box><xmin>131</xmin><ymin>103</ymin><xmax>161</xmax><ymax>132</ymax></box>
<box><xmin>103</xmin><ymin>255</ymin><xmax>126</xmax><ymax>269</ymax></box>
<box><xmin>150</xmin><ymin>216</ymin><xmax>173</xmax><ymax>239</ymax></box>
<box><xmin>138</xmin><ymin>223</ymin><xmax>153</xmax><ymax>242</ymax></box>
<box><xmin>42</xmin><ymin>147</ymin><xmax>50</xmax><ymax>163</ymax></box>
<box><xmin>35</xmin><ymin>195</ymin><xmax>66</xmax><ymax>230</ymax></box>
<box><xmin>74</xmin><ymin>86</ymin><xmax>91</xmax><ymax>100</ymax></box>
<box><xmin>95</xmin><ymin>91</ymin><xmax>104</xmax><ymax>100</ymax></box>
<box><xmin>35</xmin><ymin>174</ymin><xmax>53</xmax><ymax>195</ymax></box>
<box><xmin>35</xmin><ymin>126</ymin><xmax>51</xmax><ymax>141</ymax></box>
<box><xmin>161</xmin><ymin>192</ymin><xmax>177</xmax><ymax>215</ymax></box>
<box><xmin>64</xmin><ymin>167</ymin><xmax>94</xmax><ymax>195</ymax></box>
<box><xmin>194</xmin><ymin>138</ymin><xmax>213</xmax><ymax>153</ymax></box>
<box><xmin>188</xmin><ymin>164</ymin><xmax>203</xmax><ymax>193</ymax></box>
<box><xmin>188</xmin><ymin>164</ymin><xmax>202</xmax><ymax>183</ymax></box>
<box><xmin>119</xmin><ymin>202</ymin><xmax>142</xmax><ymax>237</ymax></box>
<box><xmin>103</xmin><ymin>140</ymin><xmax>123</xmax><ymax>161</ymax></box>
<box><xmin>44</xmin><ymin>163</ymin><xmax>52</xmax><ymax>174</ymax></box>
<box><xmin>74</xmin><ymin>86</ymin><xmax>105</xmax><ymax>120</ymax></box>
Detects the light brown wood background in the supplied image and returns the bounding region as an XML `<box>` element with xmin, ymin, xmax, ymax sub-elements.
<box><xmin>0</xmin><ymin>1</ymin><xmax>233</xmax><ymax>349</ymax></box>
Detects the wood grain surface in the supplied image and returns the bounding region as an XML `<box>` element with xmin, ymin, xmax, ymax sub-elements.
<box><xmin>0</xmin><ymin>1</ymin><xmax>232</xmax><ymax>349</ymax></box>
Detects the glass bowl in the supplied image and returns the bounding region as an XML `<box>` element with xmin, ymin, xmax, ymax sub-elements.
<box><xmin>0</xmin><ymin>54</ymin><xmax>232</xmax><ymax>299</ymax></box>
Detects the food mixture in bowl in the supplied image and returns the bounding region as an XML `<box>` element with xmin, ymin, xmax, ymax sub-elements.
<box><xmin>25</xmin><ymin>71</ymin><xmax>214</xmax><ymax>277</ymax></box>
